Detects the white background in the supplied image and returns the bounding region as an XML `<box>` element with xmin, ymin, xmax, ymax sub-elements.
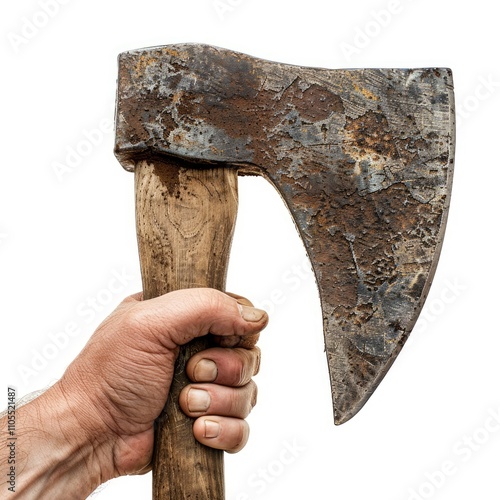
<box><xmin>1</xmin><ymin>1</ymin><xmax>498</xmax><ymax>499</ymax></box>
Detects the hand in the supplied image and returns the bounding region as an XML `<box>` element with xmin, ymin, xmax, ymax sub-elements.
<box><xmin>0</xmin><ymin>289</ymin><xmax>268</xmax><ymax>499</ymax></box>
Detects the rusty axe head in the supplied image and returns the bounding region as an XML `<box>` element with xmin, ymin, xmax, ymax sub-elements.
<box><xmin>114</xmin><ymin>44</ymin><xmax>455</xmax><ymax>425</ymax></box>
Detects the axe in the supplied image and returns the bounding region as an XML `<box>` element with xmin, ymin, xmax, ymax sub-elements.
<box><xmin>113</xmin><ymin>44</ymin><xmax>455</xmax><ymax>499</ymax></box>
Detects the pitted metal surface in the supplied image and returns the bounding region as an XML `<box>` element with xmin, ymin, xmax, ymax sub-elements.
<box><xmin>115</xmin><ymin>44</ymin><xmax>455</xmax><ymax>424</ymax></box>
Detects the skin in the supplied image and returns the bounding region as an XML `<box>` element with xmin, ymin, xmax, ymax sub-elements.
<box><xmin>0</xmin><ymin>288</ymin><xmax>268</xmax><ymax>499</ymax></box>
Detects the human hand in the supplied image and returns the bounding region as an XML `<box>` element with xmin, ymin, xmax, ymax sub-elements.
<box><xmin>0</xmin><ymin>288</ymin><xmax>268</xmax><ymax>499</ymax></box>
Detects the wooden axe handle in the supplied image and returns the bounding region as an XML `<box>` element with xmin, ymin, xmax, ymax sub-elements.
<box><xmin>135</xmin><ymin>157</ymin><xmax>238</xmax><ymax>499</ymax></box>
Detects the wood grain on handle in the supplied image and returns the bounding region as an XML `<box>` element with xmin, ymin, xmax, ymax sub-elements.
<box><xmin>135</xmin><ymin>157</ymin><xmax>238</xmax><ymax>500</ymax></box>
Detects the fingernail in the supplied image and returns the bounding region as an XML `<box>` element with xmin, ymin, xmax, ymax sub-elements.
<box><xmin>239</xmin><ymin>304</ymin><xmax>267</xmax><ymax>322</ymax></box>
<box><xmin>194</xmin><ymin>359</ymin><xmax>218</xmax><ymax>382</ymax></box>
<box><xmin>204</xmin><ymin>419</ymin><xmax>221</xmax><ymax>439</ymax></box>
<box><xmin>187</xmin><ymin>389</ymin><xmax>211</xmax><ymax>413</ymax></box>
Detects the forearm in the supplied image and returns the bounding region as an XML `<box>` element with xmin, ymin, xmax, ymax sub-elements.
<box><xmin>0</xmin><ymin>384</ymin><xmax>112</xmax><ymax>499</ymax></box>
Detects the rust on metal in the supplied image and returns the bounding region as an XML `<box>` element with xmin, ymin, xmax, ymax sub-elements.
<box><xmin>115</xmin><ymin>44</ymin><xmax>455</xmax><ymax>424</ymax></box>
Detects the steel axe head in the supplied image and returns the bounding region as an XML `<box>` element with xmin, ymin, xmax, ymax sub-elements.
<box><xmin>114</xmin><ymin>44</ymin><xmax>455</xmax><ymax>425</ymax></box>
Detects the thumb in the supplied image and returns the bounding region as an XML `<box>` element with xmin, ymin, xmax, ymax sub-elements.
<box><xmin>126</xmin><ymin>288</ymin><xmax>268</xmax><ymax>348</ymax></box>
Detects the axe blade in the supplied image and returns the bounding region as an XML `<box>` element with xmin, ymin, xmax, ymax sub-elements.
<box><xmin>115</xmin><ymin>44</ymin><xmax>455</xmax><ymax>425</ymax></box>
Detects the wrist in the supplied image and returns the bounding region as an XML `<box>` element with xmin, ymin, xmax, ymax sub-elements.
<box><xmin>2</xmin><ymin>383</ymin><xmax>115</xmax><ymax>499</ymax></box>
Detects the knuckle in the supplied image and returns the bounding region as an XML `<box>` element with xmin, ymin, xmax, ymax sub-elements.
<box><xmin>234</xmin><ymin>381</ymin><xmax>257</xmax><ymax>417</ymax></box>
<box><xmin>203</xmin><ymin>288</ymin><xmax>229</xmax><ymax>313</ymax></box>
<box><xmin>234</xmin><ymin>348</ymin><xmax>258</xmax><ymax>386</ymax></box>
<box><xmin>119</xmin><ymin>304</ymin><xmax>147</xmax><ymax>334</ymax></box>
<box><xmin>249</xmin><ymin>381</ymin><xmax>258</xmax><ymax>409</ymax></box>
<box><xmin>119</xmin><ymin>303</ymin><xmax>178</xmax><ymax>350</ymax></box>
<box><xmin>252</xmin><ymin>347</ymin><xmax>261</xmax><ymax>376</ymax></box>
